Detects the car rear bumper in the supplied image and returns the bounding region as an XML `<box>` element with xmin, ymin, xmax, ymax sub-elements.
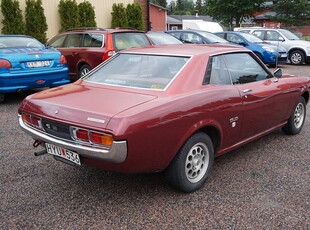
<box><xmin>0</xmin><ymin>68</ymin><xmax>70</xmax><ymax>93</ymax></box>
<box><xmin>19</xmin><ymin>115</ymin><xmax>127</xmax><ymax>163</ymax></box>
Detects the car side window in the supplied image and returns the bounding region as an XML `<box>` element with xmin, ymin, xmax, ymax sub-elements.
<box><xmin>224</xmin><ymin>53</ymin><xmax>269</xmax><ymax>84</ymax></box>
<box><xmin>266</xmin><ymin>31</ymin><xmax>283</xmax><ymax>41</ymax></box>
<box><xmin>226</xmin><ymin>34</ymin><xmax>243</xmax><ymax>44</ymax></box>
<box><xmin>48</xmin><ymin>34</ymin><xmax>67</xmax><ymax>48</ymax></box>
<box><xmin>82</xmin><ymin>33</ymin><xmax>103</xmax><ymax>47</ymax></box>
<box><xmin>252</xmin><ymin>30</ymin><xmax>265</xmax><ymax>40</ymax></box>
<box><xmin>205</xmin><ymin>55</ymin><xmax>231</xmax><ymax>85</ymax></box>
<box><xmin>66</xmin><ymin>34</ymin><xmax>82</xmax><ymax>47</ymax></box>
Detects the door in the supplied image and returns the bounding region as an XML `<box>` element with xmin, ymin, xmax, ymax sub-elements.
<box><xmin>223</xmin><ymin>52</ymin><xmax>292</xmax><ymax>140</ymax></box>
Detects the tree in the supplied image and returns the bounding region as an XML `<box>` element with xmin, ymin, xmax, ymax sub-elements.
<box><xmin>150</xmin><ymin>0</ymin><xmax>167</xmax><ymax>8</ymax></box>
<box><xmin>1</xmin><ymin>0</ymin><xmax>25</xmax><ymax>34</ymax></box>
<box><xmin>78</xmin><ymin>1</ymin><xmax>96</xmax><ymax>27</ymax></box>
<box><xmin>271</xmin><ymin>0</ymin><xmax>310</xmax><ymax>26</ymax></box>
<box><xmin>174</xmin><ymin>0</ymin><xmax>195</xmax><ymax>15</ymax></box>
<box><xmin>25</xmin><ymin>0</ymin><xmax>48</xmax><ymax>43</ymax></box>
<box><xmin>111</xmin><ymin>3</ymin><xmax>128</xmax><ymax>28</ymax></box>
<box><xmin>127</xmin><ymin>3</ymin><xmax>144</xmax><ymax>30</ymax></box>
<box><xmin>58</xmin><ymin>0</ymin><xmax>80</xmax><ymax>32</ymax></box>
<box><xmin>206</xmin><ymin>0</ymin><xmax>265</xmax><ymax>30</ymax></box>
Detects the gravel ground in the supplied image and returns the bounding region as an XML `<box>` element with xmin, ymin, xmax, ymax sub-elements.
<box><xmin>0</xmin><ymin>64</ymin><xmax>309</xmax><ymax>229</ymax></box>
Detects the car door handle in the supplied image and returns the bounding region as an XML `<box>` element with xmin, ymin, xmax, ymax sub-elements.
<box><xmin>273</xmin><ymin>78</ymin><xmax>279</xmax><ymax>82</ymax></box>
<box><xmin>243</xmin><ymin>89</ymin><xmax>252</xmax><ymax>93</ymax></box>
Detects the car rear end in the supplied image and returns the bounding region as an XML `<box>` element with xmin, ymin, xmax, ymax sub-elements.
<box><xmin>0</xmin><ymin>36</ymin><xmax>69</xmax><ymax>94</ymax></box>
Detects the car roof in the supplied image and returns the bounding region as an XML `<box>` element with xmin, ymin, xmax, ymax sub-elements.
<box><xmin>63</xmin><ymin>27</ymin><xmax>143</xmax><ymax>33</ymax></box>
<box><xmin>121</xmin><ymin>44</ymin><xmax>248</xmax><ymax>56</ymax></box>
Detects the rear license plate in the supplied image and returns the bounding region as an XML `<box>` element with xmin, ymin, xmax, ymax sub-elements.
<box><xmin>27</xmin><ymin>61</ymin><xmax>51</xmax><ymax>68</ymax></box>
<box><xmin>45</xmin><ymin>143</ymin><xmax>81</xmax><ymax>165</ymax></box>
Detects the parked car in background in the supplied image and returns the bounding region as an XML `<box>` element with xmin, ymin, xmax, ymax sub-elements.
<box><xmin>239</xmin><ymin>28</ymin><xmax>310</xmax><ymax>65</ymax></box>
<box><xmin>167</xmin><ymin>29</ymin><xmax>230</xmax><ymax>44</ymax></box>
<box><xmin>19</xmin><ymin>44</ymin><xmax>310</xmax><ymax>193</ymax></box>
<box><xmin>0</xmin><ymin>35</ymin><xmax>69</xmax><ymax>103</ymax></box>
<box><xmin>146</xmin><ymin>31</ymin><xmax>183</xmax><ymax>45</ymax></box>
<box><xmin>47</xmin><ymin>28</ymin><xmax>152</xmax><ymax>81</ymax></box>
<box><xmin>215</xmin><ymin>31</ymin><xmax>287</xmax><ymax>66</ymax></box>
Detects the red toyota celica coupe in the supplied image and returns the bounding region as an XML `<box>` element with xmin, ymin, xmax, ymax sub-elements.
<box><xmin>18</xmin><ymin>44</ymin><xmax>310</xmax><ymax>192</ymax></box>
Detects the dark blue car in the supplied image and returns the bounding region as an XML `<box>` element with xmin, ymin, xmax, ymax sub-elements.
<box><xmin>215</xmin><ymin>31</ymin><xmax>287</xmax><ymax>66</ymax></box>
<box><xmin>0</xmin><ymin>35</ymin><xmax>70</xmax><ymax>102</ymax></box>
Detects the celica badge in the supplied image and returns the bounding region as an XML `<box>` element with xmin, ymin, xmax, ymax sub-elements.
<box><xmin>87</xmin><ymin>117</ymin><xmax>105</xmax><ymax>124</ymax></box>
<box><xmin>230</xmin><ymin>117</ymin><xmax>239</xmax><ymax>128</ymax></box>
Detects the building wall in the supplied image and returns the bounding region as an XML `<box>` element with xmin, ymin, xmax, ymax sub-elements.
<box><xmin>149</xmin><ymin>4</ymin><xmax>166</xmax><ymax>31</ymax></box>
<box><xmin>0</xmin><ymin>0</ymin><xmax>134</xmax><ymax>40</ymax></box>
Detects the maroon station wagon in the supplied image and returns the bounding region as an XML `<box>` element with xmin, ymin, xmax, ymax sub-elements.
<box><xmin>18</xmin><ymin>44</ymin><xmax>310</xmax><ymax>192</ymax></box>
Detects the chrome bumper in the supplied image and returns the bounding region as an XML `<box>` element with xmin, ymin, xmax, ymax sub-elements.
<box><xmin>19</xmin><ymin>115</ymin><xmax>127</xmax><ymax>163</ymax></box>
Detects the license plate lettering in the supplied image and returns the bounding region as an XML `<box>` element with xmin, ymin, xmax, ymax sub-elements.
<box><xmin>45</xmin><ymin>143</ymin><xmax>80</xmax><ymax>165</ymax></box>
<box><xmin>27</xmin><ymin>61</ymin><xmax>51</xmax><ymax>68</ymax></box>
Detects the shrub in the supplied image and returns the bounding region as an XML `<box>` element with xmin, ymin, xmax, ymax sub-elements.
<box><xmin>1</xmin><ymin>0</ymin><xmax>25</xmax><ymax>34</ymax></box>
<box><xmin>78</xmin><ymin>1</ymin><xmax>96</xmax><ymax>27</ymax></box>
<box><xmin>58</xmin><ymin>0</ymin><xmax>80</xmax><ymax>32</ymax></box>
<box><xmin>127</xmin><ymin>3</ymin><xmax>144</xmax><ymax>30</ymax></box>
<box><xmin>111</xmin><ymin>3</ymin><xmax>128</xmax><ymax>28</ymax></box>
<box><xmin>25</xmin><ymin>0</ymin><xmax>48</xmax><ymax>43</ymax></box>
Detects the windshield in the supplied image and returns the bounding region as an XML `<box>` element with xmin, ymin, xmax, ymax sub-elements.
<box><xmin>240</xmin><ymin>32</ymin><xmax>264</xmax><ymax>43</ymax></box>
<box><xmin>113</xmin><ymin>33</ymin><xmax>151</xmax><ymax>51</ymax></box>
<box><xmin>279</xmin><ymin>29</ymin><xmax>300</xmax><ymax>40</ymax></box>
<box><xmin>0</xmin><ymin>36</ymin><xmax>44</xmax><ymax>48</ymax></box>
<box><xmin>196</xmin><ymin>31</ymin><xmax>229</xmax><ymax>43</ymax></box>
<box><xmin>84</xmin><ymin>53</ymin><xmax>190</xmax><ymax>90</ymax></box>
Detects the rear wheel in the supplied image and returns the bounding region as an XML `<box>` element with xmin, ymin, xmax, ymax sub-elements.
<box><xmin>289</xmin><ymin>50</ymin><xmax>304</xmax><ymax>65</ymax></box>
<box><xmin>0</xmin><ymin>93</ymin><xmax>4</xmax><ymax>103</ymax></box>
<box><xmin>78</xmin><ymin>64</ymin><xmax>91</xmax><ymax>79</ymax></box>
<box><xmin>282</xmin><ymin>97</ymin><xmax>306</xmax><ymax>135</ymax></box>
<box><xmin>166</xmin><ymin>132</ymin><xmax>214</xmax><ymax>193</ymax></box>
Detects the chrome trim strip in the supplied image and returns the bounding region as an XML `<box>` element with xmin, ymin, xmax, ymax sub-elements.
<box><xmin>19</xmin><ymin>115</ymin><xmax>127</xmax><ymax>163</ymax></box>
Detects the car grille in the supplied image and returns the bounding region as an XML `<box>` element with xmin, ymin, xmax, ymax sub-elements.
<box><xmin>41</xmin><ymin>118</ymin><xmax>72</xmax><ymax>141</ymax></box>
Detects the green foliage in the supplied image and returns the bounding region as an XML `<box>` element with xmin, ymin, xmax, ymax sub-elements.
<box><xmin>78</xmin><ymin>1</ymin><xmax>96</xmax><ymax>27</ymax></box>
<box><xmin>127</xmin><ymin>3</ymin><xmax>144</xmax><ymax>30</ymax></box>
<box><xmin>1</xmin><ymin>0</ymin><xmax>25</xmax><ymax>34</ymax></box>
<box><xmin>271</xmin><ymin>0</ymin><xmax>310</xmax><ymax>26</ymax></box>
<box><xmin>25</xmin><ymin>0</ymin><xmax>48</xmax><ymax>43</ymax></box>
<box><xmin>111</xmin><ymin>3</ymin><xmax>128</xmax><ymax>28</ymax></box>
<box><xmin>150</xmin><ymin>0</ymin><xmax>167</xmax><ymax>8</ymax></box>
<box><xmin>206</xmin><ymin>0</ymin><xmax>265</xmax><ymax>29</ymax></box>
<box><xmin>58</xmin><ymin>0</ymin><xmax>80</xmax><ymax>32</ymax></box>
<box><xmin>174</xmin><ymin>0</ymin><xmax>195</xmax><ymax>15</ymax></box>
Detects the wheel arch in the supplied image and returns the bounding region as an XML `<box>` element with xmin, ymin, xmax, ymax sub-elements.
<box><xmin>302</xmin><ymin>91</ymin><xmax>309</xmax><ymax>104</ymax></box>
<box><xmin>288</xmin><ymin>48</ymin><xmax>306</xmax><ymax>57</ymax></box>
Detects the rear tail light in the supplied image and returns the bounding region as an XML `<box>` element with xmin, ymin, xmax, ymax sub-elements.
<box><xmin>60</xmin><ymin>55</ymin><xmax>67</xmax><ymax>64</ymax></box>
<box><xmin>103</xmin><ymin>33</ymin><xmax>116</xmax><ymax>61</ymax></box>
<box><xmin>21</xmin><ymin>112</ymin><xmax>43</xmax><ymax>130</ymax></box>
<box><xmin>0</xmin><ymin>59</ymin><xmax>12</xmax><ymax>68</ymax></box>
<box><xmin>71</xmin><ymin>127</ymin><xmax>113</xmax><ymax>148</ymax></box>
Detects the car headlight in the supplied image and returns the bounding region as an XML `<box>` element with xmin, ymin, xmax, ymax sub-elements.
<box><xmin>262</xmin><ymin>46</ymin><xmax>275</xmax><ymax>52</ymax></box>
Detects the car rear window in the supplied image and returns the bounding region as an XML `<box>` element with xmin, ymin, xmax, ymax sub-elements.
<box><xmin>84</xmin><ymin>53</ymin><xmax>190</xmax><ymax>90</ymax></box>
<box><xmin>113</xmin><ymin>33</ymin><xmax>151</xmax><ymax>51</ymax></box>
<box><xmin>0</xmin><ymin>37</ymin><xmax>44</xmax><ymax>48</ymax></box>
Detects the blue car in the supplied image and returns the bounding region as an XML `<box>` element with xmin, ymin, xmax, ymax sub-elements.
<box><xmin>0</xmin><ymin>35</ymin><xmax>70</xmax><ymax>102</ymax></box>
<box><xmin>215</xmin><ymin>31</ymin><xmax>287</xmax><ymax>66</ymax></box>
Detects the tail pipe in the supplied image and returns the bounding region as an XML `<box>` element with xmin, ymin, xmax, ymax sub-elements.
<box><xmin>33</xmin><ymin>140</ymin><xmax>47</xmax><ymax>156</ymax></box>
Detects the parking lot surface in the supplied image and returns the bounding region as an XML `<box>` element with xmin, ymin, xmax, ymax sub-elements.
<box><xmin>1</xmin><ymin>64</ymin><xmax>309</xmax><ymax>229</ymax></box>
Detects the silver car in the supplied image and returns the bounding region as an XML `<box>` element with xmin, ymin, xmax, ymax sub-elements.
<box><xmin>239</xmin><ymin>28</ymin><xmax>310</xmax><ymax>65</ymax></box>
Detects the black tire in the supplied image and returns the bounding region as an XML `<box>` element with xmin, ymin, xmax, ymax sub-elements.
<box><xmin>166</xmin><ymin>132</ymin><xmax>214</xmax><ymax>193</ymax></box>
<box><xmin>282</xmin><ymin>97</ymin><xmax>306</xmax><ymax>135</ymax></box>
<box><xmin>0</xmin><ymin>93</ymin><xmax>5</xmax><ymax>103</ymax></box>
<box><xmin>78</xmin><ymin>64</ymin><xmax>91</xmax><ymax>79</ymax></box>
<box><xmin>289</xmin><ymin>50</ymin><xmax>305</xmax><ymax>65</ymax></box>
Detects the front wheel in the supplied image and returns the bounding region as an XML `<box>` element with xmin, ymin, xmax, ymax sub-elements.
<box><xmin>289</xmin><ymin>50</ymin><xmax>305</xmax><ymax>65</ymax></box>
<box><xmin>282</xmin><ymin>97</ymin><xmax>306</xmax><ymax>135</ymax></box>
<box><xmin>166</xmin><ymin>132</ymin><xmax>214</xmax><ymax>193</ymax></box>
<box><xmin>78</xmin><ymin>64</ymin><xmax>91</xmax><ymax>79</ymax></box>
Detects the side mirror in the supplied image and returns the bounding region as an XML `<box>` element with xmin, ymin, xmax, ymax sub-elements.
<box><xmin>273</xmin><ymin>68</ymin><xmax>282</xmax><ymax>78</ymax></box>
<box><xmin>239</xmin><ymin>41</ymin><xmax>247</xmax><ymax>46</ymax></box>
<box><xmin>278</xmin><ymin>37</ymin><xmax>285</xmax><ymax>42</ymax></box>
